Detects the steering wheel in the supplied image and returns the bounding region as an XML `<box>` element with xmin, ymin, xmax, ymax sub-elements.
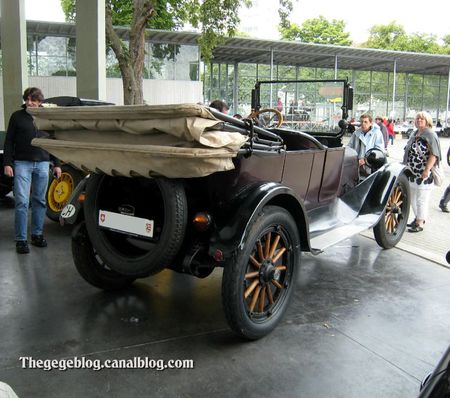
<box><xmin>248</xmin><ymin>108</ymin><xmax>284</xmax><ymax>128</ymax></box>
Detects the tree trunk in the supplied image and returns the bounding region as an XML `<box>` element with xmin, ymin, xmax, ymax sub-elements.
<box><xmin>105</xmin><ymin>0</ymin><xmax>154</xmax><ymax>105</ymax></box>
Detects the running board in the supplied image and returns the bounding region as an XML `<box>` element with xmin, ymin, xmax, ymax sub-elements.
<box><xmin>310</xmin><ymin>213</ymin><xmax>379</xmax><ymax>253</ymax></box>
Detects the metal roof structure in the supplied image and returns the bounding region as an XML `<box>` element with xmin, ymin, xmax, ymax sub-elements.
<box><xmin>22</xmin><ymin>20</ymin><xmax>450</xmax><ymax>77</ymax></box>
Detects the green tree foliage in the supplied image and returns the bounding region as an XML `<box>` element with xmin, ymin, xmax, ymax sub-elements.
<box><xmin>363</xmin><ymin>22</ymin><xmax>444</xmax><ymax>54</ymax></box>
<box><xmin>440</xmin><ymin>34</ymin><xmax>450</xmax><ymax>54</ymax></box>
<box><xmin>363</xmin><ymin>22</ymin><xmax>406</xmax><ymax>50</ymax></box>
<box><xmin>61</xmin><ymin>0</ymin><xmax>183</xmax><ymax>30</ymax></box>
<box><xmin>278</xmin><ymin>0</ymin><xmax>294</xmax><ymax>30</ymax></box>
<box><xmin>279</xmin><ymin>16</ymin><xmax>352</xmax><ymax>46</ymax></box>
<box><xmin>61</xmin><ymin>0</ymin><xmax>294</xmax><ymax>104</ymax></box>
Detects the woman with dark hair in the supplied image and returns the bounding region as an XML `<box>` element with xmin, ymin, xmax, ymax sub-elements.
<box><xmin>3</xmin><ymin>87</ymin><xmax>62</xmax><ymax>253</ymax></box>
<box><xmin>403</xmin><ymin>111</ymin><xmax>442</xmax><ymax>232</ymax></box>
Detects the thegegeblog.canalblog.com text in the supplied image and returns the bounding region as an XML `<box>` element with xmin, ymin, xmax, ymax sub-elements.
<box><xmin>19</xmin><ymin>356</ymin><xmax>194</xmax><ymax>371</ymax></box>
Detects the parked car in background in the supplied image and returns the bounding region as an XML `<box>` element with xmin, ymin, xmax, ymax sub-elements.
<box><xmin>43</xmin><ymin>97</ymin><xmax>114</xmax><ymax>221</ymax></box>
<box><xmin>0</xmin><ymin>96</ymin><xmax>113</xmax><ymax>221</ymax></box>
<box><xmin>0</xmin><ymin>142</ymin><xmax>13</xmax><ymax>199</ymax></box>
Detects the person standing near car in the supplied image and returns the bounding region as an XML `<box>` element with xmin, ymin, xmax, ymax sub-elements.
<box><xmin>386</xmin><ymin>119</ymin><xmax>395</xmax><ymax>145</ymax></box>
<box><xmin>276</xmin><ymin>97</ymin><xmax>283</xmax><ymax>113</ymax></box>
<box><xmin>438</xmin><ymin>146</ymin><xmax>450</xmax><ymax>213</ymax></box>
<box><xmin>347</xmin><ymin>113</ymin><xmax>384</xmax><ymax>171</ymax></box>
<box><xmin>3</xmin><ymin>87</ymin><xmax>62</xmax><ymax>254</ymax></box>
<box><xmin>209</xmin><ymin>100</ymin><xmax>229</xmax><ymax>114</ymax></box>
<box><xmin>375</xmin><ymin>116</ymin><xmax>389</xmax><ymax>154</ymax></box>
<box><xmin>403</xmin><ymin>111</ymin><xmax>441</xmax><ymax>232</ymax></box>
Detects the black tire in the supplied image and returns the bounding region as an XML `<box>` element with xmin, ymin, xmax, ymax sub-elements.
<box><xmin>222</xmin><ymin>205</ymin><xmax>300</xmax><ymax>340</ymax></box>
<box><xmin>84</xmin><ymin>173</ymin><xmax>188</xmax><ymax>277</ymax></box>
<box><xmin>373</xmin><ymin>173</ymin><xmax>410</xmax><ymax>249</ymax></box>
<box><xmin>72</xmin><ymin>222</ymin><xmax>136</xmax><ymax>291</ymax></box>
<box><xmin>46</xmin><ymin>164</ymin><xmax>83</xmax><ymax>221</ymax></box>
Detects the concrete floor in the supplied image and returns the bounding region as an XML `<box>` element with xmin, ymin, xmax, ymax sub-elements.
<box><xmin>1</xmin><ymin>195</ymin><xmax>450</xmax><ymax>398</ymax></box>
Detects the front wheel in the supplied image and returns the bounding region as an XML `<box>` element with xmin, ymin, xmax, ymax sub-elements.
<box><xmin>373</xmin><ymin>173</ymin><xmax>410</xmax><ymax>249</ymax></box>
<box><xmin>72</xmin><ymin>222</ymin><xmax>136</xmax><ymax>291</ymax></box>
<box><xmin>222</xmin><ymin>206</ymin><xmax>300</xmax><ymax>340</ymax></box>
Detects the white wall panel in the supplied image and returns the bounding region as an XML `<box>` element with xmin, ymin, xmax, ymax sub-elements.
<box><xmin>30</xmin><ymin>76</ymin><xmax>77</xmax><ymax>98</ymax></box>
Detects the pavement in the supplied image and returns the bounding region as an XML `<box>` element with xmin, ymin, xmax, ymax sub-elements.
<box><xmin>348</xmin><ymin>135</ymin><xmax>450</xmax><ymax>267</ymax></box>
<box><xmin>1</xmin><ymin>206</ymin><xmax>450</xmax><ymax>398</ymax></box>
<box><xmin>0</xmin><ymin>137</ymin><xmax>449</xmax><ymax>398</ymax></box>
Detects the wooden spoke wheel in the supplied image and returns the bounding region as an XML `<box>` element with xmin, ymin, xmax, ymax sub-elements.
<box><xmin>249</xmin><ymin>108</ymin><xmax>284</xmax><ymax>128</ymax></box>
<box><xmin>222</xmin><ymin>206</ymin><xmax>300</xmax><ymax>340</ymax></box>
<box><xmin>373</xmin><ymin>173</ymin><xmax>410</xmax><ymax>249</ymax></box>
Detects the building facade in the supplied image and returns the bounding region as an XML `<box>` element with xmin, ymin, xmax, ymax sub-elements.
<box><xmin>1</xmin><ymin>21</ymin><xmax>449</xmax><ymax>130</ymax></box>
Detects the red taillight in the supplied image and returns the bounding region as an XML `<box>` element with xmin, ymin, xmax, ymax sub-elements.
<box><xmin>213</xmin><ymin>249</ymin><xmax>224</xmax><ymax>262</ymax></box>
<box><xmin>193</xmin><ymin>212</ymin><xmax>212</xmax><ymax>232</ymax></box>
<box><xmin>78</xmin><ymin>192</ymin><xmax>86</xmax><ymax>203</ymax></box>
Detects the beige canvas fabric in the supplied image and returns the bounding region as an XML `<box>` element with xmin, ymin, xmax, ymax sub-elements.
<box><xmin>30</xmin><ymin>103</ymin><xmax>248</xmax><ymax>178</ymax></box>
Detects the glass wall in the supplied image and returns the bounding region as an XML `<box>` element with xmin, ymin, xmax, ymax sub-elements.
<box><xmin>27</xmin><ymin>35</ymin><xmax>76</xmax><ymax>76</ymax></box>
<box><xmin>143</xmin><ymin>42</ymin><xmax>199</xmax><ymax>81</ymax></box>
<box><xmin>106</xmin><ymin>42</ymin><xmax>199</xmax><ymax>81</ymax></box>
<box><xmin>23</xmin><ymin>35</ymin><xmax>199</xmax><ymax>81</ymax></box>
<box><xmin>204</xmin><ymin>61</ymin><xmax>449</xmax><ymax>123</ymax></box>
<box><xmin>1</xmin><ymin>33</ymin><xmax>448</xmax><ymax>124</ymax></box>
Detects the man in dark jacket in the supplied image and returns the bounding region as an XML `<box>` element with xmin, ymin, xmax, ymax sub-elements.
<box><xmin>3</xmin><ymin>87</ymin><xmax>61</xmax><ymax>253</ymax></box>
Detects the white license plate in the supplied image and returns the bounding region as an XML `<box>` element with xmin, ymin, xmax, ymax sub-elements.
<box><xmin>98</xmin><ymin>209</ymin><xmax>154</xmax><ymax>238</ymax></box>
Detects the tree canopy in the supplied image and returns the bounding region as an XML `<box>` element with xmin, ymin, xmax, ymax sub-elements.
<box><xmin>60</xmin><ymin>0</ymin><xmax>297</xmax><ymax>61</ymax></box>
<box><xmin>279</xmin><ymin>16</ymin><xmax>352</xmax><ymax>46</ymax></box>
<box><xmin>277</xmin><ymin>15</ymin><xmax>450</xmax><ymax>55</ymax></box>
<box><xmin>362</xmin><ymin>22</ymin><xmax>447</xmax><ymax>54</ymax></box>
<box><xmin>60</xmin><ymin>0</ymin><xmax>294</xmax><ymax>104</ymax></box>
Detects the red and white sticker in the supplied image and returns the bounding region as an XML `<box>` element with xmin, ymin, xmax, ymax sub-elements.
<box><xmin>98</xmin><ymin>209</ymin><xmax>154</xmax><ymax>238</ymax></box>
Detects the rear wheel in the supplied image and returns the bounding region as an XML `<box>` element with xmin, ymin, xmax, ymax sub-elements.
<box><xmin>373</xmin><ymin>173</ymin><xmax>410</xmax><ymax>249</ymax></box>
<box><xmin>84</xmin><ymin>174</ymin><xmax>188</xmax><ymax>277</ymax></box>
<box><xmin>222</xmin><ymin>206</ymin><xmax>300</xmax><ymax>340</ymax></box>
<box><xmin>72</xmin><ymin>222</ymin><xmax>136</xmax><ymax>291</ymax></box>
<box><xmin>47</xmin><ymin>165</ymin><xmax>83</xmax><ymax>221</ymax></box>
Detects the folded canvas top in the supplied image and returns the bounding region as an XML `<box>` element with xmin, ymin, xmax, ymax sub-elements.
<box><xmin>30</xmin><ymin>103</ymin><xmax>249</xmax><ymax>178</ymax></box>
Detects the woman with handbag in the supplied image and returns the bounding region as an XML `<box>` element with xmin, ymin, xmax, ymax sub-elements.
<box><xmin>403</xmin><ymin>111</ymin><xmax>442</xmax><ymax>232</ymax></box>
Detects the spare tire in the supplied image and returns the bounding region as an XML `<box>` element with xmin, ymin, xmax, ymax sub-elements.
<box><xmin>84</xmin><ymin>173</ymin><xmax>188</xmax><ymax>276</ymax></box>
<box><xmin>47</xmin><ymin>164</ymin><xmax>83</xmax><ymax>221</ymax></box>
<box><xmin>72</xmin><ymin>222</ymin><xmax>136</xmax><ymax>291</ymax></box>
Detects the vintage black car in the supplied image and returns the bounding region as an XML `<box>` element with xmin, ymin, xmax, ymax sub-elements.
<box><xmin>30</xmin><ymin>79</ymin><xmax>411</xmax><ymax>340</ymax></box>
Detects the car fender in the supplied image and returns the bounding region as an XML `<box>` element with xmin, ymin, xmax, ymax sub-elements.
<box><xmin>359</xmin><ymin>162</ymin><xmax>412</xmax><ymax>218</ymax></box>
<box><xmin>209</xmin><ymin>182</ymin><xmax>310</xmax><ymax>261</ymax></box>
